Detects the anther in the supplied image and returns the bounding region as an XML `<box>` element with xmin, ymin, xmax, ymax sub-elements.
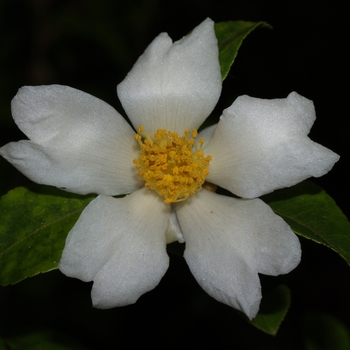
<box><xmin>133</xmin><ymin>126</ymin><xmax>212</xmax><ymax>203</ymax></box>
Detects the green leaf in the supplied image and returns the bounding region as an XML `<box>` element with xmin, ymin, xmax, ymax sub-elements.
<box><xmin>249</xmin><ymin>285</ymin><xmax>291</xmax><ymax>335</ymax></box>
<box><xmin>4</xmin><ymin>331</ymin><xmax>88</xmax><ymax>350</ymax></box>
<box><xmin>0</xmin><ymin>337</ymin><xmax>6</xmax><ymax>350</ymax></box>
<box><xmin>303</xmin><ymin>313</ymin><xmax>350</xmax><ymax>350</ymax></box>
<box><xmin>215</xmin><ymin>21</ymin><xmax>270</xmax><ymax>80</ymax></box>
<box><xmin>0</xmin><ymin>185</ymin><xmax>94</xmax><ymax>286</ymax></box>
<box><xmin>263</xmin><ymin>181</ymin><xmax>350</xmax><ymax>266</ymax></box>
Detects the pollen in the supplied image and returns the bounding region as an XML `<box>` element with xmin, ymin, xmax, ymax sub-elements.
<box><xmin>133</xmin><ymin>126</ymin><xmax>212</xmax><ymax>204</ymax></box>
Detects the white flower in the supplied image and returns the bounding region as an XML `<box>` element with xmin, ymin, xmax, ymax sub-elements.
<box><xmin>0</xmin><ymin>18</ymin><xmax>339</xmax><ymax>320</ymax></box>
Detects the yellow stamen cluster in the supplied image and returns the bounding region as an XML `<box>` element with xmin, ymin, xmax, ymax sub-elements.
<box><xmin>133</xmin><ymin>125</ymin><xmax>212</xmax><ymax>204</ymax></box>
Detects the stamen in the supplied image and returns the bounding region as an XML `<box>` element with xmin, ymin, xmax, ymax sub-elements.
<box><xmin>133</xmin><ymin>126</ymin><xmax>212</xmax><ymax>203</ymax></box>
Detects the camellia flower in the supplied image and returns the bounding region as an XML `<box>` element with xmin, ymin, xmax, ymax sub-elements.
<box><xmin>0</xmin><ymin>19</ymin><xmax>339</xmax><ymax>319</ymax></box>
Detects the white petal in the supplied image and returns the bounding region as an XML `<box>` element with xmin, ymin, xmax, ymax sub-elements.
<box><xmin>165</xmin><ymin>207</ymin><xmax>185</xmax><ymax>244</ymax></box>
<box><xmin>205</xmin><ymin>92</ymin><xmax>340</xmax><ymax>198</ymax></box>
<box><xmin>0</xmin><ymin>85</ymin><xmax>142</xmax><ymax>195</ymax></box>
<box><xmin>175</xmin><ymin>189</ymin><xmax>301</xmax><ymax>319</ymax></box>
<box><xmin>117</xmin><ymin>18</ymin><xmax>222</xmax><ymax>136</ymax></box>
<box><xmin>59</xmin><ymin>187</ymin><xmax>170</xmax><ymax>308</ymax></box>
<box><xmin>198</xmin><ymin>124</ymin><xmax>217</xmax><ymax>144</ymax></box>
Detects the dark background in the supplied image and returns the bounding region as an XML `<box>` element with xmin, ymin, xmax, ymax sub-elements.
<box><xmin>0</xmin><ymin>0</ymin><xmax>349</xmax><ymax>348</ymax></box>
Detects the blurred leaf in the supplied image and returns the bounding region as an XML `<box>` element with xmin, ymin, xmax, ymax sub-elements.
<box><xmin>0</xmin><ymin>185</ymin><xmax>94</xmax><ymax>286</ymax></box>
<box><xmin>304</xmin><ymin>313</ymin><xmax>350</xmax><ymax>350</ymax></box>
<box><xmin>4</xmin><ymin>330</ymin><xmax>88</xmax><ymax>350</ymax></box>
<box><xmin>263</xmin><ymin>181</ymin><xmax>350</xmax><ymax>266</ymax></box>
<box><xmin>249</xmin><ymin>285</ymin><xmax>291</xmax><ymax>335</ymax></box>
<box><xmin>215</xmin><ymin>21</ymin><xmax>270</xmax><ymax>80</ymax></box>
<box><xmin>0</xmin><ymin>337</ymin><xmax>6</xmax><ymax>350</ymax></box>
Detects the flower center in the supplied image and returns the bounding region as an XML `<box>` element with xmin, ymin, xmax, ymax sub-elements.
<box><xmin>133</xmin><ymin>126</ymin><xmax>212</xmax><ymax>204</ymax></box>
